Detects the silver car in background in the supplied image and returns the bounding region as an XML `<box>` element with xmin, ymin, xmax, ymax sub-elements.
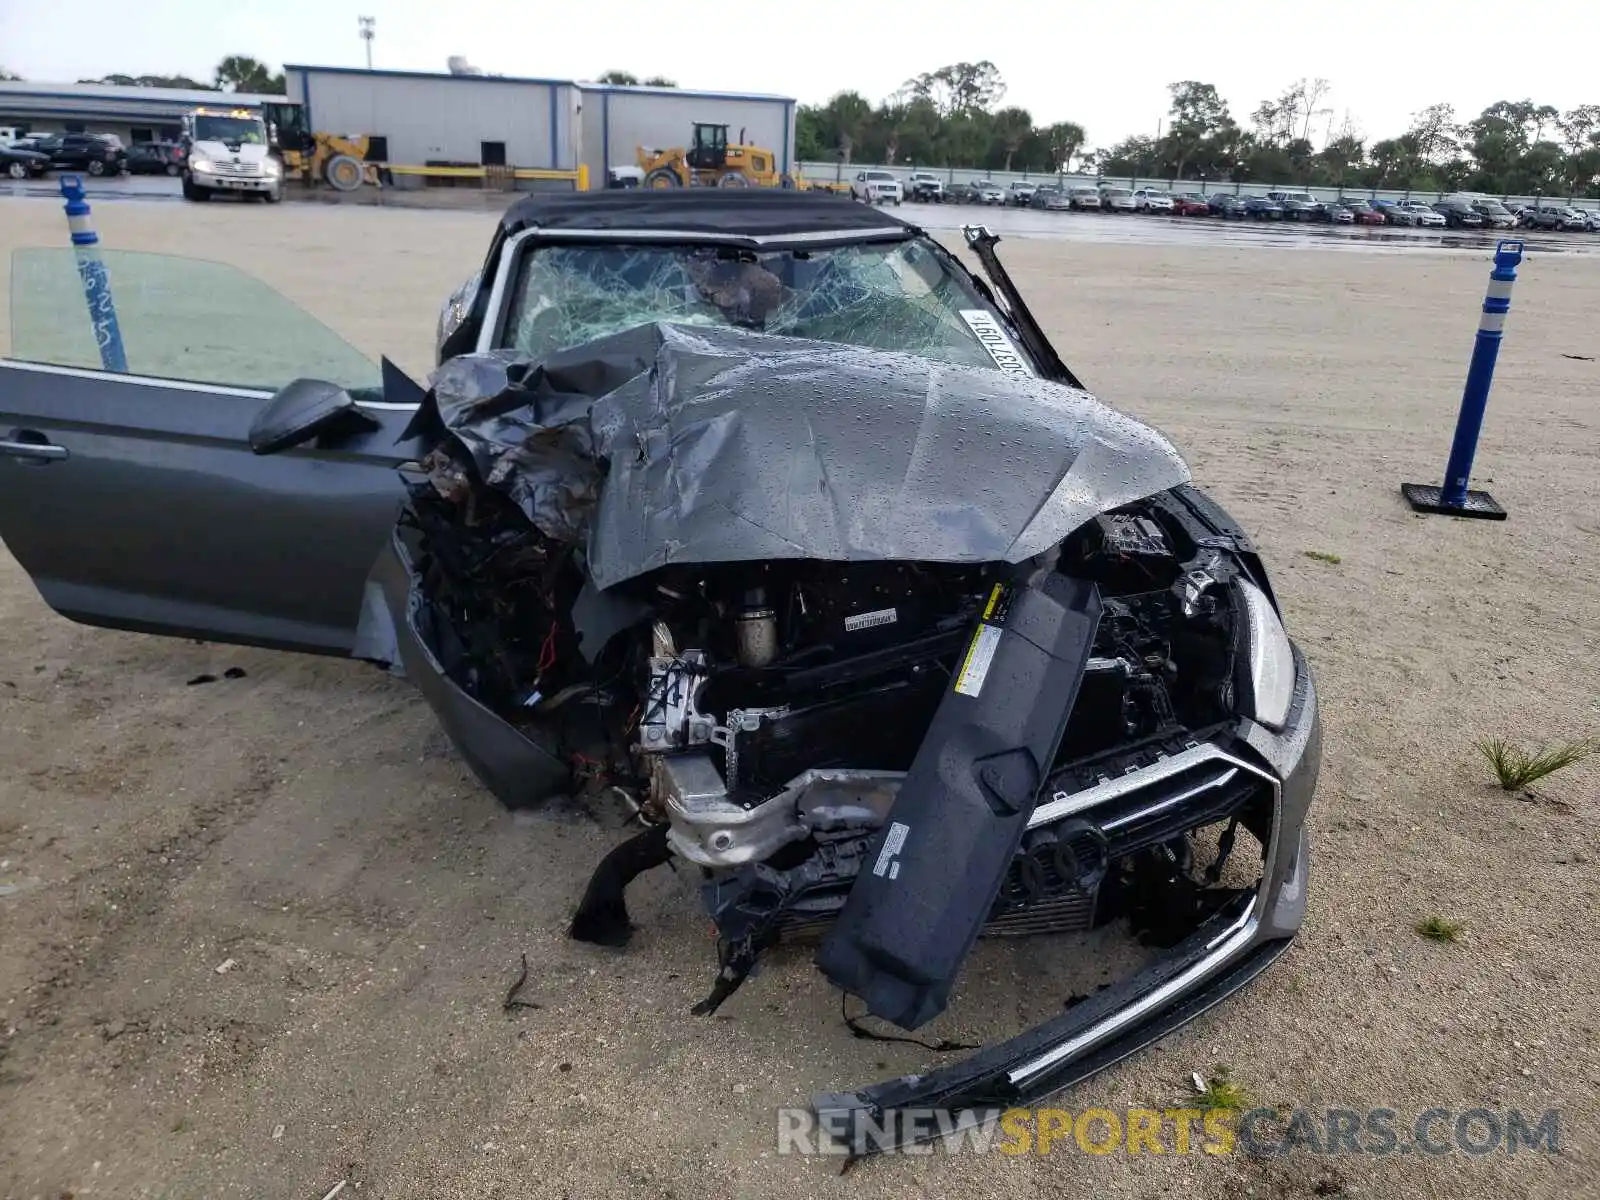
<box><xmin>1099</xmin><ymin>185</ymin><xmax>1137</xmax><ymax>213</ymax></box>
<box><xmin>1007</xmin><ymin>181</ymin><xmax>1038</xmax><ymax>207</ymax></box>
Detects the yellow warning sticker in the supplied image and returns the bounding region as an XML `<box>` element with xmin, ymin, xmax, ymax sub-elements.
<box><xmin>955</xmin><ymin>623</ymin><xmax>1003</xmax><ymax>697</ymax></box>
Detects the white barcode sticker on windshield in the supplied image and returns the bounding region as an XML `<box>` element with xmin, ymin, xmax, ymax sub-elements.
<box><xmin>959</xmin><ymin>310</ymin><xmax>1034</xmax><ymax>378</ymax></box>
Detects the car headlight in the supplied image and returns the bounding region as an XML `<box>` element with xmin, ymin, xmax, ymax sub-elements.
<box><xmin>1237</xmin><ymin>577</ymin><xmax>1295</xmax><ymax>731</ymax></box>
<box><xmin>263</xmin><ymin>158</ymin><xmax>282</xmax><ymax>177</ymax></box>
<box><xmin>190</xmin><ymin>156</ymin><xmax>213</xmax><ymax>173</ymax></box>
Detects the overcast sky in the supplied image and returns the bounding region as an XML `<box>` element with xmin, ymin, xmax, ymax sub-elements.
<box><xmin>4</xmin><ymin>0</ymin><xmax>1597</xmax><ymax>148</ymax></box>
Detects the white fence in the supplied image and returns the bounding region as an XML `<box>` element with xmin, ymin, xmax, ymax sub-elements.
<box><xmin>796</xmin><ymin>160</ymin><xmax>1593</xmax><ymax>210</ymax></box>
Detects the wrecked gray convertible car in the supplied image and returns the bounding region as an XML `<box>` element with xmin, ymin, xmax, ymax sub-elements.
<box><xmin>0</xmin><ymin>191</ymin><xmax>1318</xmax><ymax>1150</ymax></box>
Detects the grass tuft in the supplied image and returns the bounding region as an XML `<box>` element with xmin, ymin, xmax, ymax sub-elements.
<box><xmin>1195</xmin><ymin>1065</ymin><xmax>1251</xmax><ymax>1111</ymax></box>
<box><xmin>1302</xmin><ymin>549</ymin><xmax>1342</xmax><ymax>564</ymax></box>
<box><xmin>1415</xmin><ymin>916</ymin><xmax>1465</xmax><ymax>944</ymax></box>
<box><xmin>1475</xmin><ymin>736</ymin><xmax>1593</xmax><ymax>791</ymax></box>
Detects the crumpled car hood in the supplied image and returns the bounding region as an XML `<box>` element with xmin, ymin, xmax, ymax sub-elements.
<box><xmin>421</xmin><ymin>322</ymin><xmax>1190</xmax><ymax>590</ymax></box>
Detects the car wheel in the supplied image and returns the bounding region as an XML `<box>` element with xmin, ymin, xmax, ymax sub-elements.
<box><xmin>165</xmin><ymin>162</ymin><xmax>179</xmax><ymax>177</ymax></box>
<box><xmin>181</xmin><ymin>175</ymin><xmax>209</xmax><ymax>202</ymax></box>
<box><xmin>264</xmin><ymin>186</ymin><xmax>282</xmax><ymax>204</ymax></box>
<box><xmin>87</xmin><ymin>160</ymin><xmax>105</xmax><ymax>176</ymax></box>
<box><xmin>5</xmin><ymin>161</ymin><xmax>25</xmax><ymax>180</ymax></box>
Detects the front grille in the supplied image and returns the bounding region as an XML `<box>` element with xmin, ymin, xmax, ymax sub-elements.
<box><xmin>209</xmin><ymin>160</ymin><xmax>262</xmax><ymax>178</ymax></box>
<box><xmin>750</xmin><ymin>742</ymin><xmax>1277</xmax><ymax>944</ymax></box>
<box><xmin>983</xmin><ymin>744</ymin><xmax>1276</xmax><ymax>938</ymax></box>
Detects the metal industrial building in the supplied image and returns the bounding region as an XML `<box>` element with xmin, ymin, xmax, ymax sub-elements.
<box><xmin>284</xmin><ymin>65</ymin><xmax>796</xmax><ymax>184</ymax></box>
<box><xmin>580</xmin><ymin>83</ymin><xmax>796</xmax><ymax>184</ymax></box>
<box><xmin>2</xmin><ymin>68</ymin><xmax>796</xmax><ymax>188</ymax></box>
<box><xmin>284</xmin><ymin>66</ymin><xmax>581</xmax><ymax>174</ymax></box>
<box><xmin>0</xmin><ymin>81</ymin><xmax>297</xmax><ymax>146</ymax></box>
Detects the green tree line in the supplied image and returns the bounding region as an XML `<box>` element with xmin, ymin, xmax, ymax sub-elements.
<box><xmin>799</xmin><ymin>66</ymin><xmax>1600</xmax><ymax>196</ymax></box>
<box><xmin>64</xmin><ymin>55</ymin><xmax>287</xmax><ymax>94</ymax></box>
<box><xmin>797</xmin><ymin>62</ymin><xmax>1085</xmax><ymax>175</ymax></box>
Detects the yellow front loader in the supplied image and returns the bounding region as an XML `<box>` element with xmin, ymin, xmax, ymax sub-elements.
<box><xmin>637</xmin><ymin>123</ymin><xmax>781</xmax><ymax>189</ymax></box>
<box><xmin>282</xmin><ymin>132</ymin><xmax>383</xmax><ymax>191</ymax></box>
<box><xmin>263</xmin><ymin>102</ymin><xmax>382</xmax><ymax>191</ymax></box>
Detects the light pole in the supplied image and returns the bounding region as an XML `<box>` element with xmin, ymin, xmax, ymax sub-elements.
<box><xmin>358</xmin><ymin>16</ymin><xmax>376</xmax><ymax>69</ymax></box>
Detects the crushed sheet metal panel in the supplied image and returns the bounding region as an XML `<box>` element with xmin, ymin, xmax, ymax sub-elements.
<box><xmin>421</xmin><ymin>322</ymin><xmax>1190</xmax><ymax>590</ymax></box>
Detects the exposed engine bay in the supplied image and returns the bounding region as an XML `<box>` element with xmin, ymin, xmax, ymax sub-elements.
<box><xmin>405</xmin><ymin>441</ymin><xmax>1271</xmax><ymax>1025</ymax></box>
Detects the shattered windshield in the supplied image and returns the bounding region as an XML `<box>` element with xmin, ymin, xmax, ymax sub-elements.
<box><xmin>501</xmin><ymin>240</ymin><xmax>1014</xmax><ymax>371</ymax></box>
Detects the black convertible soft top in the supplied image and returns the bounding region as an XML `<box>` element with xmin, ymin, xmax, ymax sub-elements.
<box><xmin>498</xmin><ymin>189</ymin><xmax>913</xmax><ymax>239</ymax></box>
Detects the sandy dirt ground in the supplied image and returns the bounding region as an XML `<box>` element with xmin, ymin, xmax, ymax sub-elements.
<box><xmin>1</xmin><ymin>199</ymin><xmax>1596</xmax><ymax>1200</ymax></box>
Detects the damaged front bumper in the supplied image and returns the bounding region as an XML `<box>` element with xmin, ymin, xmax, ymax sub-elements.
<box><xmin>811</xmin><ymin>646</ymin><xmax>1320</xmax><ymax>1153</ymax></box>
<box><xmin>372</xmin><ymin>527</ymin><xmax>571</xmax><ymax>808</ymax></box>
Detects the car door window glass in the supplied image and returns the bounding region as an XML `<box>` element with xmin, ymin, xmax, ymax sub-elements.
<box><xmin>8</xmin><ymin>248</ymin><xmax>382</xmax><ymax>395</ymax></box>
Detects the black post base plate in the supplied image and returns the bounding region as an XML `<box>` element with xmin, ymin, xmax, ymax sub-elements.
<box><xmin>1400</xmin><ymin>483</ymin><xmax>1507</xmax><ymax>520</ymax></box>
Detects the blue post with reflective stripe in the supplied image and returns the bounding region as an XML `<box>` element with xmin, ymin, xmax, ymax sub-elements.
<box><xmin>1402</xmin><ymin>239</ymin><xmax>1521</xmax><ymax>520</ymax></box>
<box><xmin>1439</xmin><ymin>239</ymin><xmax>1522</xmax><ymax>507</ymax></box>
<box><xmin>59</xmin><ymin>174</ymin><xmax>128</xmax><ymax>373</ymax></box>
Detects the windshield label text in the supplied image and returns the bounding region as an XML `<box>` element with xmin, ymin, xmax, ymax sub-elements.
<box><xmin>959</xmin><ymin>310</ymin><xmax>1034</xmax><ymax>378</ymax></box>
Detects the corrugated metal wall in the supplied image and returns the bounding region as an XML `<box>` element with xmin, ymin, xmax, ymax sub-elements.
<box><xmin>287</xmin><ymin>69</ymin><xmax>575</xmax><ymax>169</ymax></box>
<box><xmin>583</xmin><ymin>88</ymin><xmax>795</xmax><ymax>182</ymax></box>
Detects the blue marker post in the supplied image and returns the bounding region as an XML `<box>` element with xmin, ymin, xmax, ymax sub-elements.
<box><xmin>58</xmin><ymin>174</ymin><xmax>128</xmax><ymax>373</ymax></box>
<box><xmin>1401</xmin><ymin>239</ymin><xmax>1523</xmax><ymax>520</ymax></box>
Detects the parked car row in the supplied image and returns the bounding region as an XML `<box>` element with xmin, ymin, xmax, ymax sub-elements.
<box><xmin>0</xmin><ymin>133</ymin><xmax>193</xmax><ymax>180</ymax></box>
<box><xmin>2</xmin><ymin>132</ymin><xmax>133</xmax><ymax>178</ymax></box>
<box><xmin>844</xmin><ymin>169</ymin><xmax>1600</xmax><ymax>232</ymax></box>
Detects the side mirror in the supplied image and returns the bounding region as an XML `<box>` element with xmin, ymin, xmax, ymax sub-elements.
<box><xmin>248</xmin><ymin>377</ymin><xmax>380</xmax><ymax>455</ymax></box>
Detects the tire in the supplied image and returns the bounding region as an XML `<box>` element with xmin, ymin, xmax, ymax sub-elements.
<box><xmin>264</xmin><ymin>186</ymin><xmax>281</xmax><ymax>204</ymax></box>
<box><xmin>324</xmin><ymin>154</ymin><xmax>364</xmax><ymax>192</ymax></box>
<box><xmin>165</xmin><ymin>162</ymin><xmax>179</xmax><ymax>177</ymax></box>
<box><xmin>715</xmin><ymin>173</ymin><xmax>748</xmax><ymax>188</ymax></box>
<box><xmin>5</xmin><ymin>161</ymin><xmax>24</xmax><ymax>180</ymax></box>
<box><xmin>87</xmin><ymin>160</ymin><xmax>105</xmax><ymax>177</ymax></box>
<box><xmin>644</xmin><ymin>167</ymin><xmax>682</xmax><ymax>189</ymax></box>
<box><xmin>182</xmin><ymin>176</ymin><xmax>210</xmax><ymax>202</ymax></box>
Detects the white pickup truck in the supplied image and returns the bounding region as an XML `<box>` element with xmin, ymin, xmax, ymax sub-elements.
<box><xmin>850</xmin><ymin>169</ymin><xmax>903</xmax><ymax>206</ymax></box>
<box><xmin>905</xmin><ymin>171</ymin><xmax>946</xmax><ymax>203</ymax></box>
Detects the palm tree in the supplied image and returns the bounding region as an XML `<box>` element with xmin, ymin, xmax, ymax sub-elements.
<box><xmin>1043</xmin><ymin>121</ymin><xmax>1087</xmax><ymax>174</ymax></box>
<box><xmin>993</xmin><ymin>107</ymin><xmax>1033</xmax><ymax>172</ymax></box>
<box><xmin>821</xmin><ymin>91</ymin><xmax>873</xmax><ymax>163</ymax></box>
<box><xmin>214</xmin><ymin>55</ymin><xmax>284</xmax><ymax>94</ymax></box>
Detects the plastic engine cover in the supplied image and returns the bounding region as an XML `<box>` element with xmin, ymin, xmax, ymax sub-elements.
<box><xmin>815</xmin><ymin>572</ymin><xmax>1103</xmax><ymax>1029</ymax></box>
